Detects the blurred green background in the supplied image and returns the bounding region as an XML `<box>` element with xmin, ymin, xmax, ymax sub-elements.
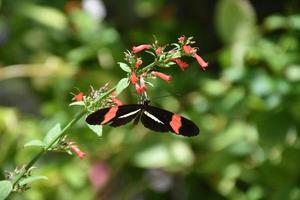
<box><xmin>1</xmin><ymin>0</ymin><xmax>300</xmax><ymax>199</ymax></box>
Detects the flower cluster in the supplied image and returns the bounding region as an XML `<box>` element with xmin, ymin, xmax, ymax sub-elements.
<box><xmin>125</xmin><ymin>35</ymin><xmax>208</xmax><ymax>96</ymax></box>
<box><xmin>71</xmin><ymin>84</ymin><xmax>123</xmax><ymax>111</ymax></box>
<box><xmin>70</xmin><ymin>35</ymin><xmax>207</xmax><ymax>157</ymax></box>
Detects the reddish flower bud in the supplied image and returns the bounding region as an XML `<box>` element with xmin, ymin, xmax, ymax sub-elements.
<box><xmin>172</xmin><ymin>58</ymin><xmax>189</xmax><ymax>71</ymax></box>
<box><xmin>193</xmin><ymin>53</ymin><xmax>208</xmax><ymax>70</ymax></box>
<box><xmin>70</xmin><ymin>144</ymin><xmax>86</xmax><ymax>160</ymax></box>
<box><xmin>129</xmin><ymin>72</ymin><xmax>138</xmax><ymax>85</ymax></box>
<box><xmin>139</xmin><ymin>77</ymin><xmax>147</xmax><ymax>93</ymax></box>
<box><xmin>183</xmin><ymin>45</ymin><xmax>196</xmax><ymax>54</ymax></box>
<box><xmin>155</xmin><ymin>47</ymin><xmax>163</xmax><ymax>55</ymax></box>
<box><xmin>73</xmin><ymin>92</ymin><xmax>84</xmax><ymax>102</ymax></box>
<box><xmin>132</xmin><ymin>44</ymin><xmax>152</xmax><ymax>53</ymax></box>
<box><xmin>178</xmin><ymin>36</ymin><xmax>186</xmax><ymax>43</ymax></box>
<box><xmin>152</xmin><ymin>71</ymin><xmax>172</xmax><ymax>82</ymax></box>
<box><xmin>134</xmin><ymin>83</ymin><xmax>142</xmax><ymax>95</ymax></box>
<box><xmin>135</xmin><ymin>58</ymin><xmax>143</xmax><ymax>69</ymax></box>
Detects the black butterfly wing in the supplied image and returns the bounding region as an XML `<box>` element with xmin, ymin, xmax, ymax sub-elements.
<box><xmin>141</xmin><ymin>110</ymin><xmax>171</xmax><ymax>132</ymax></box>
<box><xmin>143</xmin><ymin>105</ymin><xmax>199</xmax><ymax>137</ymax></box>
<box><xmin>86</xmin><ymin>107</ymin><xmax>112</xmax><ymax>125</ymax></box>
<box><xmin>110</xmin><ymin>105</ymin><xmax>141</xmax><ymax>127</ymax></box>
<box><xmin>86</xmin><ymin>105</ymin><xmax>141</xmax><ymax>127</ymax></box>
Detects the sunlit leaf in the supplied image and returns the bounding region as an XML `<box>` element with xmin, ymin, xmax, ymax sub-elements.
<box><xmin>133</xmin><ymin>141</ymin><xmax>194</xmax><ymax>170</ymax></box>
<box><xmin>69</xmin><ymin>101</ymin><xmax>85</xmax><ymax>107</ymax></box>
<box><xmin>43</xmin><ymin>123</ymin><xmax>61</xmax><ymax>147</ymax></box>
<box><xmin>24</xmin><ymin>140</ymin><xmax>45</xmax><ymax>148</ymax></box>
<box><xmin>115</xmin><ymin>78</ymin><xmax>129</xmax><ymax>95</ymax></box>
<box><xmin>19</xmin><ymin>176</ymin><xmax>48</xmax><ymax>186</ymax></box>
<box><xmin>18</xmin><ymin>3</ymin><xmax>67</xmax><ymax>31</ymax></box>
<box><xmin>215</xmin><ymin>0</ymin><xmax>256</xmax><ymax>43</ymax></box>
<box><xmin>87</xmin><ymin>124</ymin><xmax>103</xmax><ymax>137</ymax></box>
<box><xmin>0</xmin><ymin>180</ymin><xmax>12</xmax><ymax>200</ymax></box>
<box><xmin>118</xmin><ymin>62</ymin><xmax>131</xmax><ymax>73</ymax></box>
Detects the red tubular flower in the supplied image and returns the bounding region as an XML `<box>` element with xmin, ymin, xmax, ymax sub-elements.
<box><xmin>73</xmin><ymin>92</ymin><xmax>84</xmax><ymax>102</ymax></box>
<box><xmin>129</xmin><ymin>72</ymin><xmax>138</xmax><ymax>85</ymax></box>
<box><xmin>183</xmin><ymin>45</ymin><xmax>196</xmax><ymax>54</ymax></box>
<box><xmin>193</xmin><ymin>53</ymin><xmax>208</xmax><ymax>70</ymax></box>
<box><xmin>134</xmin><ymin>83</ymin><xmax>141</xmax><ymax>95</ymax></box>
<box><xmin>135</xmin><ymin>58</ymin><xmax>143</xmax><ymax>69</ymax></box>
<box><xmin>132</xmin><ymin>44</ymin><xmax>152</xmax><ymax>53</ymax></box>
<box><xmin>152</xmin><ymin>71</ymin><xmax>172</xmax><ymax>82</ymax></box>
<box><xmin>172</xmin><ymin>58</ymin><xmax>189</xmax><ymax>71</ymax></box>
<box><xmin>178</xmin><ymin>36</ymin><xmax>186</xmax><ymax>43</ymax></box>
<box><xmin>155</xmin><ymin>47</ymin><xmax>163</xmax><ymax>55</ymax></box>
<box><xmin>139</xmin><ymin>77</ymin><xmax>147</xmax><ymax>93</ymax></box>
<box><xmin>70</xmin><ymin>144</ymin><xmax>86</xmax><ymax>160</ymax></box>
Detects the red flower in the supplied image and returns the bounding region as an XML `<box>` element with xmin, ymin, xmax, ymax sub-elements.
<box><xmin>73</xmin><ymin>92</ymin><xmax>84</xmax><ymax>102</ymax></box>
<box><xmin>152</xmin><ymin>71</ymin><xmax>172</xmax><ymax>82</ymax></box>
<box><xmin>70</xmin><ymin>144</ymin><xmax>86</xmax><ymax>160</ymax></box>
<box><xmin>172</xmin><ymin>58</ymin><xmax>189</xmax><ymax>71</ymax></box>
<box><xmin>178</xmin><ymin>36</ymin><xmax>186</xmax><ymax>44</ymax></box>
<box><xmin>135</xmin><ymin>58</ymin><xmax>143</xmax><ymax>69</ymax></box>
<box><xmin>134</xmin><ymin>83</ymin><xmax>145</xmax><ymax>95</ymax></box>
<box><xmin>139</xmin><ymin>76</ymin><xmax>147</xmax><ymax>93</ymax></box>
<box><xmin>129</xmin><ymin>72</ymin><xmax>138</xmax><ymax>85</ymax></box>
<box><xmin>155</xmin><ymin>47</ymin><xmax>163</xmax><ymax>55</ymax></box>
<box><xmin>183</xmin><ymin>45</ymin><xmax>196</xmax><ymax>54</ymax></box>
<box><xmin>194</xmin><ymin>53</ymin><xmax>208</xmax><ymax>70</ymax></box>
<box><xmin>132</xmin><ymin>44</ymin><xmax>152</xmax><ymax>53</ymax></box>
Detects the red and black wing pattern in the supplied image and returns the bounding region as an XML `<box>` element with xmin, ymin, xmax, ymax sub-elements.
<box><xmin>86</xmin><ymin>103</ymin><xmax>199</xmax><ymax>137</ymax></box>
<box><xmin>143</xmin><ymin>105</ymin><xmax>199</xmax><ymax>137</ymax></box>
<box><xmin>85</xmin><ymin>105</ymin><xmax>141</xmax><ymax>127</ymax></box>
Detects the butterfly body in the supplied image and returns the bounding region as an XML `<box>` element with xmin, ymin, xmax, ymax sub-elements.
<box><xmin>86</xmin><ymin>100</ymin><xmax>199</xmax><ymax>137</ymax></box>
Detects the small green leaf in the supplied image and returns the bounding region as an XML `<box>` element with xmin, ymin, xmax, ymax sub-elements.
<box><xmin>24</xmin><ymin>140</ymin><xmax>45</xmax><ymax>148</ymax></box>
<box><xmin>0</xmin><ymin>181</ymin><xmax>12</xmax><ymax>200</ymax></box>
<box><xmin>19</xmin><ymin>176</ymin><xmax>48</xmax><ymax>186</ymax></box>
<box><xmin>69</xmin><ymin>101</ymin><xmax>85</xmax><ymax>107</ymax></box>
<box><xmin>169</xmin><ymin>51</ymin><xmax>181</xmax><ymax>59</ymax></box>
<box><xmin>145</xmin><ymin>50</ymin><xmax>156</xmax><ymax>57</ymax></box>
<box><xmin>115</xmin><ymin>78</ymin><xmax>130</xmax><ymax>95</ymax></box>
<box><xmin>118</xmin><ymin>62</ymin><xmax>131</xmax><ymax>72</ymax></box>
<box><xmin>43</xmin><ymin>123</ymin><xmax>61</xmax><ymax>146</ymax></box>
<box><xmin>87</xmin><ymin>124</ymin><xmax>103</xmax><ymax>137</ymax></box>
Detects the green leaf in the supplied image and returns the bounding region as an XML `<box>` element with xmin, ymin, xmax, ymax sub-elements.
<box><xmin>43</xmin><ymin>123</ymin><xmax>61</xmax><ymax>146</ymax></box>
<box><xmin>87</xmin><ymin>124</ymin><xmax>103</xmax><ymax>137</ymax></box>
<box><xmin>0</xmin><ymin>181</ymin><xmax>12</xmax><ymax>200</ymax></box>
<box><xmin>19</xmin><ymin>176</ymin><xmax>48</xmax><ymax>186</ymax></box>
<box><xmin>19</xmin><ymin>3</ymin><xmax>67</xmax><ymax>31</ymax></box>
<box><xmin>24</xmin><ymin>140</ymin><xmax>45</xmax><ymax>148</ymax></box>
<box><xmin>69</xmin><ymin>101</ymin><xmax>85</xmax><ymax>107</ymax></box>
<box><xmin>133</xmin><ymin>141</ymin><xmax>195</xmax><ymax>170</ymax></box>
<box><xmin>115</xmin><ymin>78</ymin><xmax>130</xmax><ymax>95</ymax></box>
<box><xmin>215</xmin><ymin>0</ymin><xmax>256</xmax><ymax>43</ymax></box>
<box><xmin>118</xmin><ymin>62</ymin><xmax>131</xmax><ymax>73</ymax></box>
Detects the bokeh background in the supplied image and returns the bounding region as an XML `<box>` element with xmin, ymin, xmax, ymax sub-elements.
<box><xmin>1</xmin><ymin>0</ymin><xmax>300</xmax><ymax>199</ymax></box>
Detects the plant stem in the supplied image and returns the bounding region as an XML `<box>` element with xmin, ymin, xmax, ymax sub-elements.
<box><xmin>12</xmin><ymin>85</ymin><xmax>117</xmax><ymax>187</ymax></box>
<box><xmin>140</xmin><ymin>61</ymin><xmax>158</xmax><ymax>74</ymax></box>
<box><xmin>12</xmin><ymin>110</ymin><xmax>86</xmax><ymax>187</ymax></box>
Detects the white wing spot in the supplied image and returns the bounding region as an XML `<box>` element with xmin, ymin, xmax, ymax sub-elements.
<box><xmin>118</xmin><ymin>109</ymin><xmax>140</xmax><ymax>118</ymax></box>
<box><xmin>144</xmin><ymin>111</ymin><xmax>164</xmax><ymax>124</ymax></box>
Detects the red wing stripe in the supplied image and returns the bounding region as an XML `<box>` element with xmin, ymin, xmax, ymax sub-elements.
<box><xmin>169</xmin><ymin>114</ymin><xmax>182</xmax><ymax>134</ymax></box>
<box><xmin>101</xmin><ymin>107</ymin><xmax>118</xmax><ymax>124</ymax></box>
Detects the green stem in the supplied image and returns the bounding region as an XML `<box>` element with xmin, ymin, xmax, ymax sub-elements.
<box><xmin>12</xmin><ymin>110</ymin><xmax>86</xmax><ymax>186</ymax></box>
<box><xmin>140</xmin><ymin>61</ymin><xmax>158</xmax><ymax>74</ymax></box>
<box><xmin>12</xmin><ymin>85</ymin><xmax>117</xmax><ymax>187</ymax></box>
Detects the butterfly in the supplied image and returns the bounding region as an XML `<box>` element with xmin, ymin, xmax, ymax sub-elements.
<box><xmin>86</xmin><ymin>100</ymin><xmax>199</xmax><ymax>137</ymax></box>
